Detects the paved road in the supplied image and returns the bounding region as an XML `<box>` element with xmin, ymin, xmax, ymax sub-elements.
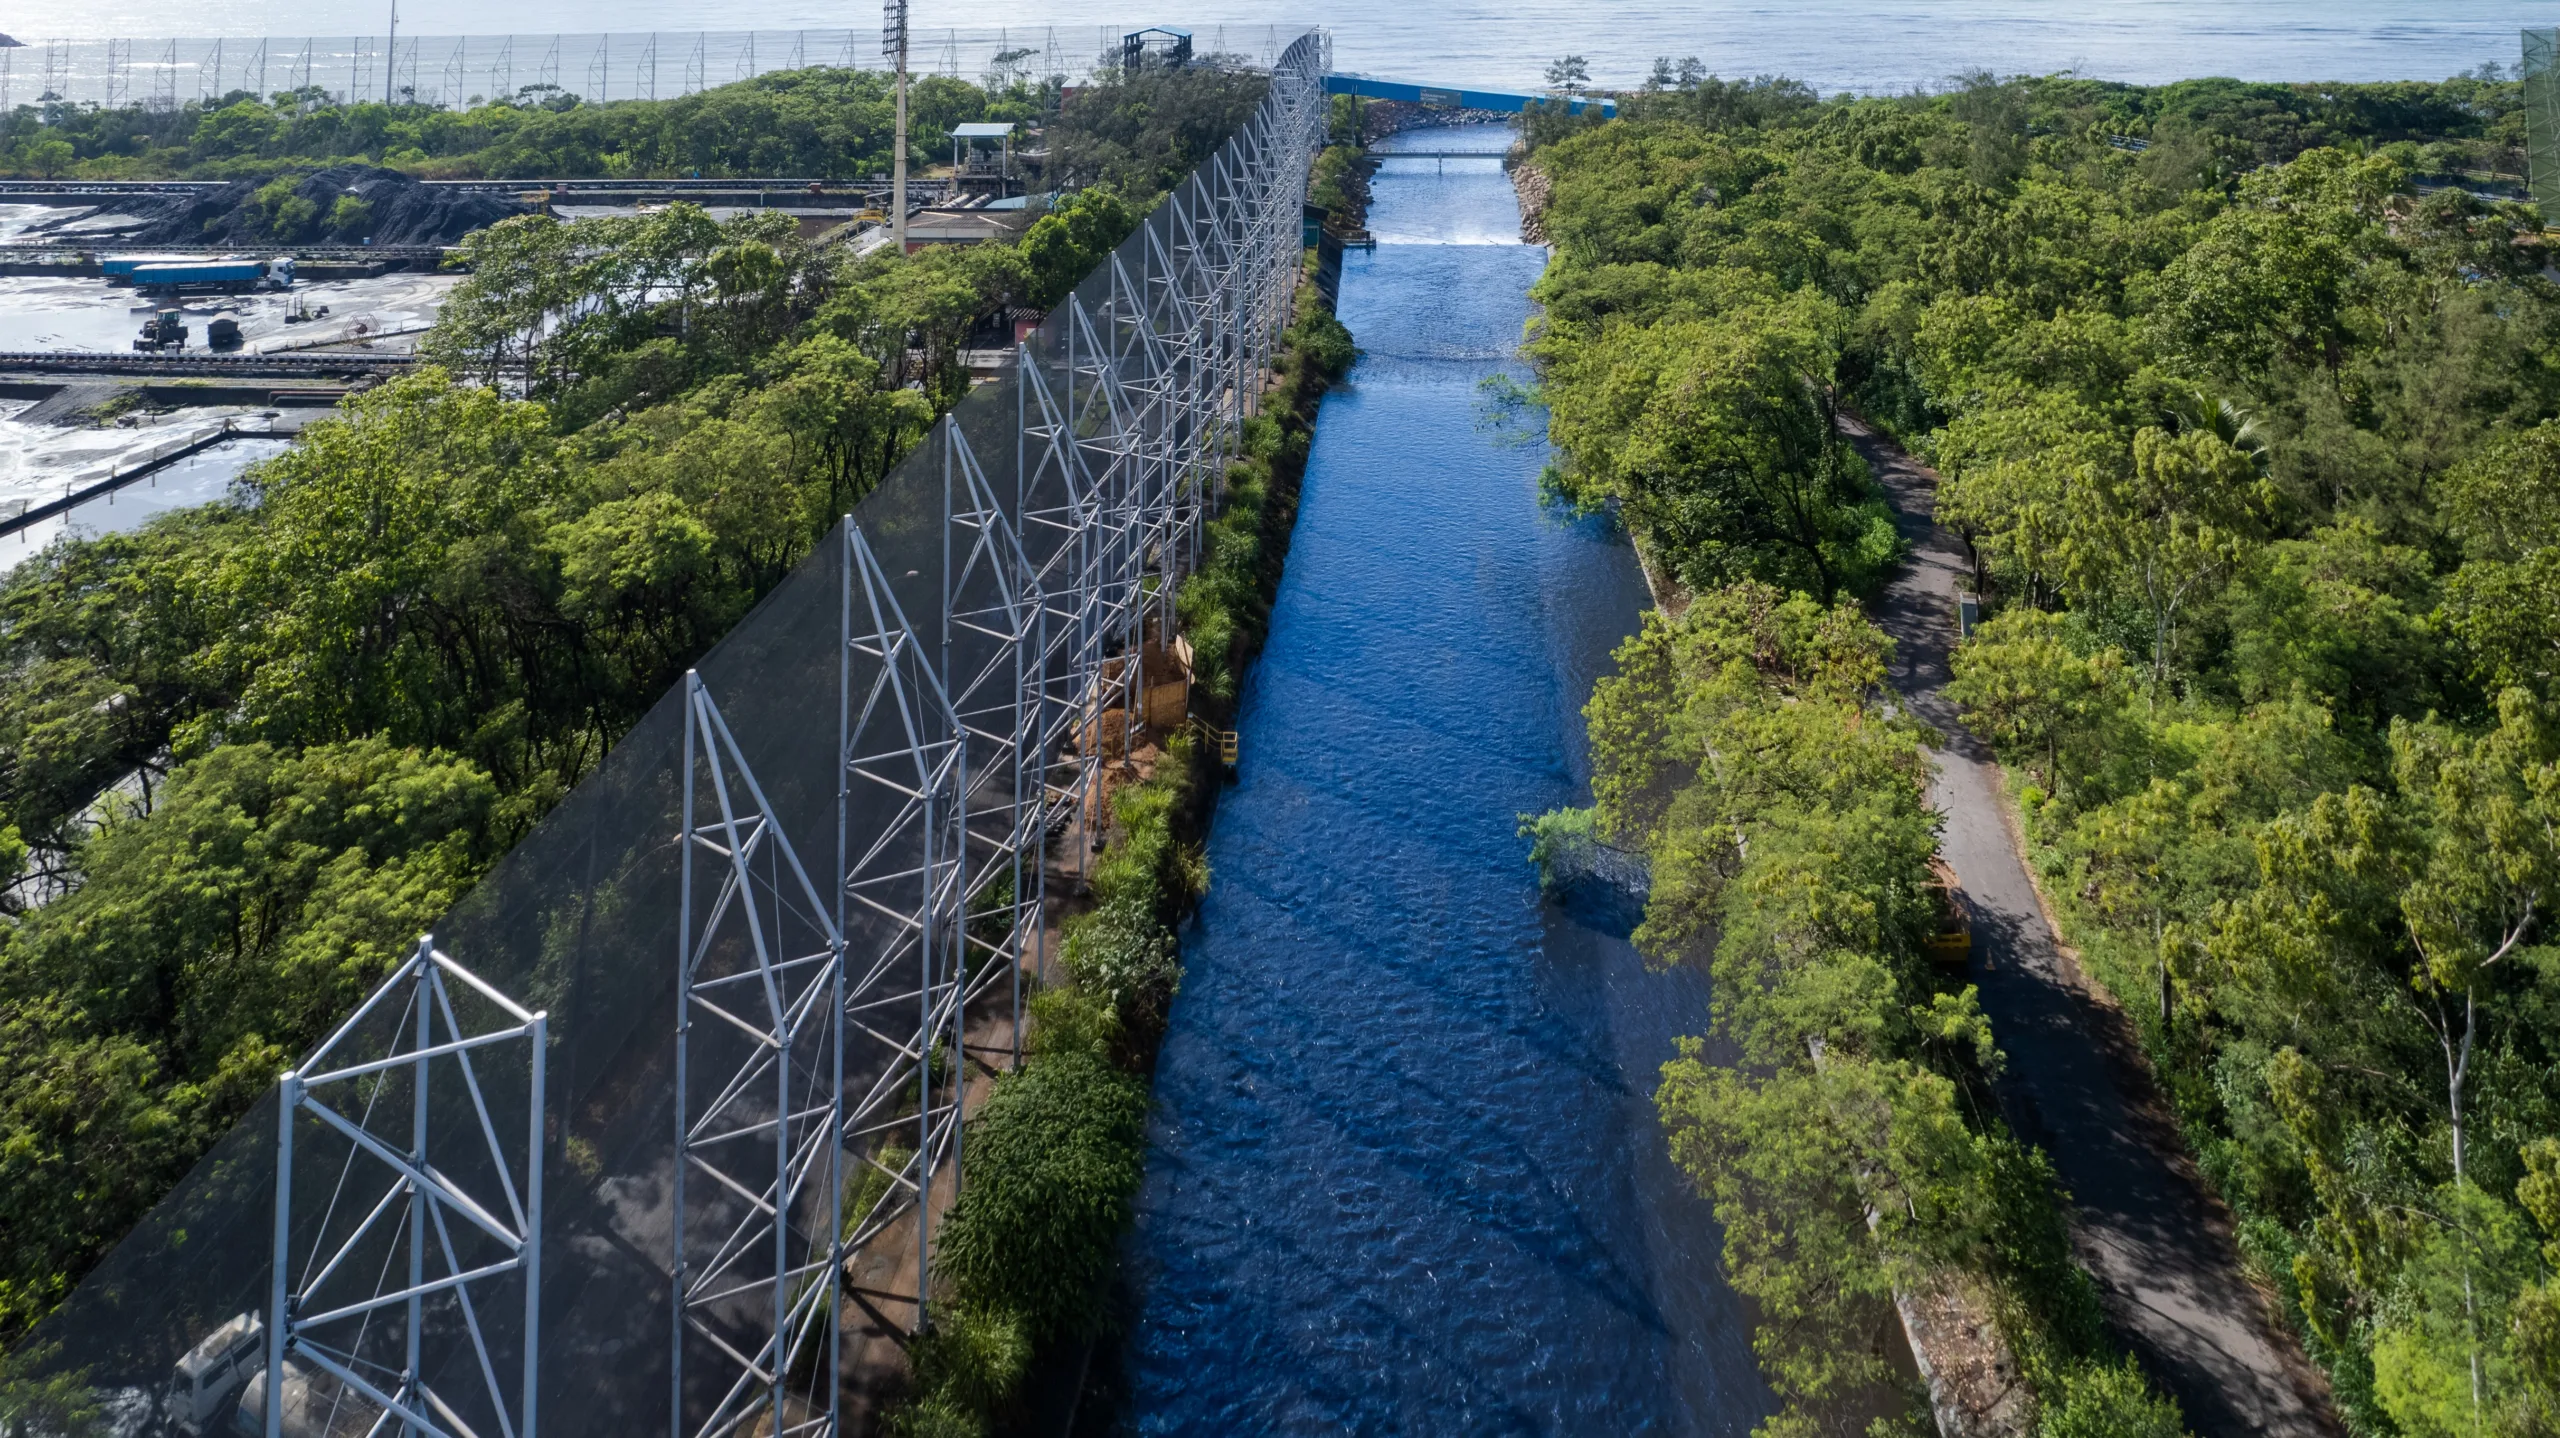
<box><xmin>1846</xmin><ymin>414</ymin><xmax>2338</xmax><ymax>1438</ymax></box>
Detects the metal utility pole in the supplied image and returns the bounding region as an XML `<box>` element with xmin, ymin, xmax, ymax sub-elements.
<box><xmin>886</xmin><ymin>0</ymin><xmax>909</xmax><ymax>251</ymax></box>
<box><xmin>386</xmin><ymin>1</ymin><xmax>398</xmax><ymax>104</ymax></box>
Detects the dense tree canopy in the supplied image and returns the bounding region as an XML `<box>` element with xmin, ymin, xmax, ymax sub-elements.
<box><xmin>0</xmin><ymin>63</ymin><xmax>1275</xmax><ymax>1346</ymax></box>
<box><xmin>1530</xmin><ymin>59</ymin><xmax>2560</xmax><ymax>1438</ymax></box>
<box><xmin>0</xmin><ymin>68</ymin><xmax>1017</xmax><ymax>180</ymax></box>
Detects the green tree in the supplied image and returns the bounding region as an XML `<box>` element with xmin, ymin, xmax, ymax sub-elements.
<box><xmin>26</xmin><ymin>140</ymin><xmax>75</xmax><ymax>179</ymax></box>
<box><xmin>1946</xmin><ymin>608</ymin><xmax>2124</xmax><ymax>796</ymax></box>
<box><xmin>1541</xmin><ymin>303</ymin><xmax>1881</xmax><ymax>600</ymax></box>
<box><xmin>2057</xmin><ymin>425</ymin><xmax>2271</xmax><ymax>693</ymax></box>
<box><xmin>2390</xmin><ymin>694</ymin><xmax>2560</xmax><ymax>1185</ymax></box>
<box><xmin>2371</xmin><ymin>1184</ymin><xmax>2543</xmax><ymax>1438</ymax></box>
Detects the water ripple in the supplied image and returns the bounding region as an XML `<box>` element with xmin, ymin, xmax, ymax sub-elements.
<box><xmin>1116</xmin><ymin>126</ymin><xmax>1770</xmax><ymax>1437</ymax></box>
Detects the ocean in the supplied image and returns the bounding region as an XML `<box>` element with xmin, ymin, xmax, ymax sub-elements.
<box><xmin>14</xmin><ymin>1</ymin><xmax>2547</xmax><ymax>95</ymax></box>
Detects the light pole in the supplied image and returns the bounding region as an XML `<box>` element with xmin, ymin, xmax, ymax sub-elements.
<box><xmin>886</xmin><ymin>0</ymin><xmax>909</xmax><ymax>251</ymax></box>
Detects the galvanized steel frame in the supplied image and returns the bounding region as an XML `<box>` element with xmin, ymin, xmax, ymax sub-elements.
<box><xmin>268</xmin><ymin>938</ymin><xmax>546</xmax><ymax>1438</ymax></box>
<box><xmin>665</xmin><ymin>31</ymin><xmax>1328</xmax><ymax>1438</ymax></box>
<box><xmin>670</xmin><ymin>672</ymin><xmax>847</xmax><ymax>1438</ymax></box>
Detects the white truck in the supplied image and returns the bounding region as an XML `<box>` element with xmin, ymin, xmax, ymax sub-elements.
<box><xmin>166</xmin><ymin>1314</ymin><xmax>371</xmax><ymax>1438</ymax></box>
<box><xmin>167</xmin><ymin>1314</ymin><xmax>261</xmax><ymax>1437</ymax></box>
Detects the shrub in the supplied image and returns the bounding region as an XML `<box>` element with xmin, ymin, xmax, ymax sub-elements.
<box><xmin>1292</xmin><ymin>308</ymin><xmax>1357</xmax><ymax>381</ymax></box>
<box><xmin>934</xmin><ymin>1051</ymin><xmax>1150</xmax><ymax>1342</ymax></box>
<box><xmin>884</xmin><ymin>1394</ymin><xmax>983</xmax><ymax>1438</ymax></box>
<box><xmin>906</xmin><ymin>1304</ymin><xmax>1030</xmax><ymax>1418</ymax></box>
<box><xmin>1060</xmin><ymin>892</ymin><xmax>1182</xmax><ymax>1018</ymax></box>
<box><xmin>2037</xmin><ymin>1357</ymin><xmax>2188</xmax><ymax>1438</ymax></box>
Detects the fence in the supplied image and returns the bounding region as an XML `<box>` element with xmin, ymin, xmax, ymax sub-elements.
<box><xmin>2</xmin><ymin>25</ymin><xmax>1306</xmax><ymax>112</ymax></box>
<box><xmin>20</xmin><ymin>28</ymin><xmax>1329</xmax><ymax>1438</ymax></box>
<box><xmin>2526</xmin><ymin>29</ymin><xmax>2560</xmax><ymax>222</ymax></box>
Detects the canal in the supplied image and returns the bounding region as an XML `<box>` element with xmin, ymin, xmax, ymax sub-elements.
<box><xmin>1111</xmin><ymin>126</ymin><xmax>1770</xmax><ymax>1434</ymax></box>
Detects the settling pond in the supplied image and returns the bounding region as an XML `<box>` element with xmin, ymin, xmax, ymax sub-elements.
<box><xmin>1110</xmin><ymin>126</ymin><xmax>1770</xmax><ymax>1434</ymax></box>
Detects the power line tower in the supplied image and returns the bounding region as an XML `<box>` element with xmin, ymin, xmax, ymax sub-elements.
<box><xmin>885</xmin><ymin>0</ymin><xmax>909</xmax><ymax>250</ymax></box>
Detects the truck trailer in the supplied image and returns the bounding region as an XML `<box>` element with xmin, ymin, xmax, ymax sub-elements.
<box><xmin>120</xmin><ymin>257</ymin><xmax>295</xmax><ymax>294</ymax></box>
<box><xmin>99</xmin><ymin>254</ymin><xmax>201</xmax><ymax>278</ymax></box>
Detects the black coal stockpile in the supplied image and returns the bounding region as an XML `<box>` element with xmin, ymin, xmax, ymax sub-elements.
<box><xmin>116</xmin><ymin>166</ymin><xmax>533</xmax><ymax>247</ymax></box>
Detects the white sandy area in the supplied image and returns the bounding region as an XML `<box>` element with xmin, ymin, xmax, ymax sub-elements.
<box><xmin>0</xmin><ymin>271</ymin><xmax>459</xmax><ymax>354</ymax></box>
<box><xmin>0</xmin><ymin>404</ymin><xmax>270</xmax><ymax>508</ymax></box>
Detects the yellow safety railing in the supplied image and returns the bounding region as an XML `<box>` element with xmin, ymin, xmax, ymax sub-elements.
<box><xmin>1188</xmin><ymin>716</ymin><xmax>1238</xmax><ymax>768</ymax></box>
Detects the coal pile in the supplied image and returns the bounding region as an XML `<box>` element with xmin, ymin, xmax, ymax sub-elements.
<box><xmin>106</xmin><ymin>167</ymin><xmax>534</xmax><ymax>248</ymax></box>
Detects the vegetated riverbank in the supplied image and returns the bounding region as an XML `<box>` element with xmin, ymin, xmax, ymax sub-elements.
<box><xmin>1845</xmin><ymin>412</ymin><xmax>2338</xmax><ymax>1438</ymax></box>
<box><xmin>879</xmin><ymin>256</ymin><xmax>1356</xmax><ymax>1438</ymax></box>
<box><xmin>1519</xmin><ymin>57</ymin><xmax>2560</xmax><ymax>1438</ymax></box>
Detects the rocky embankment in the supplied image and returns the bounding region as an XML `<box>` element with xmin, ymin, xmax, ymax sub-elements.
<box><xmin>1511</xmin><ymin>159</ymin><xmax>1552</xmax><ymax>244</ymax></box>
<box><xmin>48</xmin><ymin>167</ymin><xmax>531</xmax><ymax>247</ymax></box>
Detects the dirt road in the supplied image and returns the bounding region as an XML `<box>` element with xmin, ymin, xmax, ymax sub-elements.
<box><xmin>1846</xmin><ymin>414</ymin><xmax>2337</xmax><ymax>1438</ymax></box>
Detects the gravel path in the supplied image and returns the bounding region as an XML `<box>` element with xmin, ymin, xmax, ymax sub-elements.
<box><xmin>1845</xmin><ymin>413</ymin><xmax>2339</xmax><ymax>1438</ymax></box>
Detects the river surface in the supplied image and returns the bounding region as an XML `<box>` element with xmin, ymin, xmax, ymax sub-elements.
<box><xmin>38</xmin><ymin>3</ymin><xmax>2541</xmax><ymax>93</ymax></box>
<box><xmin>1106</xmin><ymin>127</ymin><xmax>1765</xmax><ymax>1435</ymax></box>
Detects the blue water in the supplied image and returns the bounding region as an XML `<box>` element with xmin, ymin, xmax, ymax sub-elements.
<box><xmin>61</xmin><ymin>2</ymin><xmax>2545</xmax><ymax>94</ymax></box>
<box><xmin>1111</xmin><ymin>129</ymin><xmax>1767</xmax><ymax>1435</ymax></box>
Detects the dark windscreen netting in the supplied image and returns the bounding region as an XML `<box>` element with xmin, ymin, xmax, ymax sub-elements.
<box><xmin>24</xmin><ymin>31</ymin><xmax>1325</xmax><ymax>1436</ymax></box>
<box><xmin>2529</xmin><ymin>29</ymin><xmax>2560</xmax><ymax>223</ymax></box>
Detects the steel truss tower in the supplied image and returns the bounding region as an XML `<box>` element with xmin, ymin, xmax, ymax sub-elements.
<box><xmin>662</xmin><ymin>32</ymin><xmax>1328</xmax><ymax>1438</ymax></box>
<box><xmin>268</xmin><ymin>938</ymin><xmax>546</xmax><ymax>1438</ymax></box>
<box><xmin>671</xmin><ymin>672</ymin><xmax>847</xmax><ymax>1438</ymax></box>
<box><xmin>835</xmin><ymin>520</ymin><xmax>970</xmax><ymax>1341</ymax></box>
<box><xmin>940</xmin><ymin>417</ymin><xmax>1049</xmax><ymax>1054</ymax></box>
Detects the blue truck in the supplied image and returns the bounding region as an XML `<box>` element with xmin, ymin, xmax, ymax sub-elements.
<box><xmin>110</xmin><ymin>256</ymin><xmax>295</xmax><ymax>294</ymax></box>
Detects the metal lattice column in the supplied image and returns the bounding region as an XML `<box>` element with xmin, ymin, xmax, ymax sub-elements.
<box><xmin>836</xmin><ymin>522</ymin><xmax>969</xmax><ymax>1338</ymax></box>
<box><xmin>269</xmin><ymin>937</ymin><xmax>545</xmax><ymax>1438</ymax></box>
<box><xmin>940</xmin><ymin>417</ymin><xmax>1048</xmax><ymax>1061</ymax></box>
<box><xmin>1017</xmin><ymin>343</ymin><xmax>1118</xmax><ymax>870</ymax></box>
<box><xmin>670</xmin><ymin>672</ymin><xmax>846</xmax><ymax>1438</ymax></box>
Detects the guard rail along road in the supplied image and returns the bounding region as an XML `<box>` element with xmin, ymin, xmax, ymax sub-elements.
<box><xmin>18</xmin><ymin>29</ymin><xmax>1330</xmax><ymax>1438</ymax></box>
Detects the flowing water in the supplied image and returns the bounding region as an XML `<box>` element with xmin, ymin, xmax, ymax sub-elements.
<box><xmin>1106</xmin><ymin>128</ymin><xmax>1767</xmax><ymax>1435</ymax></box>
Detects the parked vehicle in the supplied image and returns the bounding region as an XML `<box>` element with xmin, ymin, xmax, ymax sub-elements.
<box><xmin>123</xmin><ymin>257</ymin><xmax>294</xmax><ymax>295</ymax></box>
<box><xmin>207</xmin><ymin>317</ymin><xmax>244</xmax><ymax>349</ymax></box>
<box><xmin>1923</xmin><ymin>856</ymin><xmax>1972</xmax><ymax>966</ymax></box>
<box><xmin>134</xmin><ymin>309</ymin><xmax>189</xmax><ymax>351</ymax></box>
<box><xmin>168</xmin><ymin>1312</ymin><xmax>260</xmax><ymax>1436</ymax></box>
<box><xmin>229</xmin><ymin>1357</ymin><xmax>374</xmax><ymax>1438</ymax></box>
